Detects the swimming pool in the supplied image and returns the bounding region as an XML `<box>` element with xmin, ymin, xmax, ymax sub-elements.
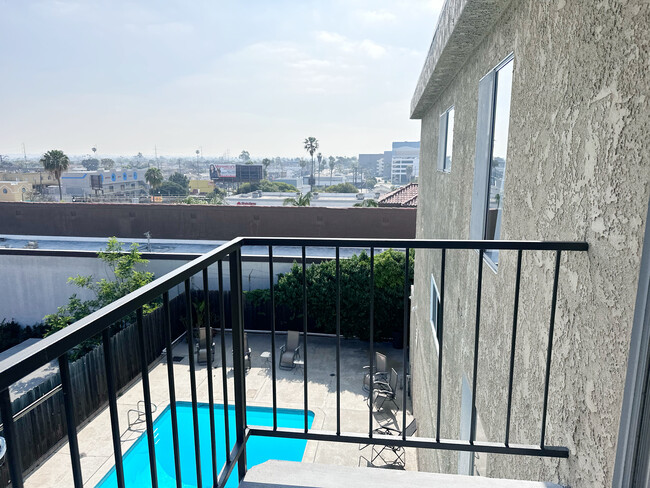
<box><xmin>96</xmin><ymin>402</ymin><xmax>314</xmax><ymax>488</ymax></box>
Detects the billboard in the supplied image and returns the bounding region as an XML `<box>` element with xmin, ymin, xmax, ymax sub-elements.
<box><xmin>210</xmin><ymin>164</ymin><xmax>236</xmax><ymax>179</ymax></box>
<box><xmin>210</xmin><ymin>164</ymin><xmax>263</xmax><ymax>182</ymax></box>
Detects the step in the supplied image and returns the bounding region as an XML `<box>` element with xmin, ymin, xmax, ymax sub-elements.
<box><xmin>241</xmin><ymin>460</ymin><xmax>564</xmax><ymax>488</ymax></box>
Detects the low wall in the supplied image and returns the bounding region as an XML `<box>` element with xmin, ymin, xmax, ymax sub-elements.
<box><xmin>0</xmin><ymin>203</ymin><xmax>416</xmax><ymax>239</ymax></box>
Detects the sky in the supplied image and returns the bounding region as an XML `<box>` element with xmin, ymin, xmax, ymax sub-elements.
<box><xmin>0</xmin><ymin>0</ymin><xmax>442</xmax><ymax>159</ymax></box>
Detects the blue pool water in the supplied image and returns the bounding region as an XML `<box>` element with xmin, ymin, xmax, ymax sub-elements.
<box><xmin>96</xmin><ymin>402</ymin><xmax>314</xmax><ymax>488</ymax></box>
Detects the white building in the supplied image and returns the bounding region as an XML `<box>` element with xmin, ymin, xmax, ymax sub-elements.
<box><xmin>390</xmin><ymin>141</ymin><xmax>420</xmax><ymax>184</ymax></box>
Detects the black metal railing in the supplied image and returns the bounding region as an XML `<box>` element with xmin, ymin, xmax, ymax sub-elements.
<box><xmin>0</xmin><ymin>237</ymin><xmax>588</xmax><ymax>488</ymax></box>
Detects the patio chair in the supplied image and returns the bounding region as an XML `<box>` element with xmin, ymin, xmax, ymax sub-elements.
<box><xmin>370</xmin><ymin>418</ymin><xmax>417</xmax><ymax>467</ymax></box>
<box><xmin>243</xmin><ymin>332</ymin><xmax>252</xmax><ymax>371</ymax></box>
<box><xmin>370</xmin><ymin>368</ymin><xmax>399</xmax><ymax>411</ymax></box>
<box><xmin>279</xmin><ymin>330</ymin><xmax>301</xmax><ymax>369</ymax></box>
<box><xmin>196</xmin><ymin>327</ymin><xmax>215</xmax><ymax>365</ymax></box>
<box><xmin>363</xmin><ymin>351</ymin><xmax>388</xmax><ymax>392</ymax></box>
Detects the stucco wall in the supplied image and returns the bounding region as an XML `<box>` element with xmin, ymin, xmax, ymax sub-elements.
<box><xmin>410</xmin><ymin>0</ymin><xmax>649</xmax><ymax>486</ymax></box>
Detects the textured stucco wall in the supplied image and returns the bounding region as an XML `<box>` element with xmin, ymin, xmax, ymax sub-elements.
<box><xmin>410</xmin><ymin>0</ymin><xmax>649</xmax><ymax>486</ymax></box>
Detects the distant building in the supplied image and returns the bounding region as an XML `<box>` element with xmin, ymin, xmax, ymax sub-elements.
<box><xmin>189</xmin><ymin>179</ymin><xmax>214</xmax><ymax>194</ymax></box>
<box><xmin>390</xmin><ymin>141</ymin><xmax>420</xmax><ymax>184</ymax></box>
<box><xmin>358</xmin><ymin>154</ymin><xmax>383</xmax><ymax>177</ymax></box>
<box><xmin>0</xmin><ymin>181</ymin><xmax>31</xmax><ymax>202</ymax></box>
<box><xmin>379</xmin><ymin>150</ymin><xmax>393</xmax><ymax>180</ymax></box>
<box><xmin>60</xmin><ymin>169</ymin><xmax>148</xmax><ymax>198</ymax></box>
<box><xmin>0</xmin><ymin>172</ymin><xmax>54</xmax><ymax>192</ymax></box>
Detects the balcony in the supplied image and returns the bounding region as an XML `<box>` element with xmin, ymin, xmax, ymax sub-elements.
<box><xmin>0</xmin><ymin>237</ymin><xmax>588</xmax><ymax>487</ymax></box>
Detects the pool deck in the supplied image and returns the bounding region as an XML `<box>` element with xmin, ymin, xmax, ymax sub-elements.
<box><xmin>23</xmin><ymin>333</ymin><xmax>416</xmax><ymax>487</ymax></box>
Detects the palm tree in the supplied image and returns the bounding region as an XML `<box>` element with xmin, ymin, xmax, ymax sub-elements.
<box><xmin>145</xmin><ymin>167</ymin><xmax>164</xmax><ymax>191</ymax></box>
<box><xmin>316</xmin><ymin>152</ymin><xmax>323</xmax><ymax>186</ymax></box>
<box><xmin>303</xmin><ymin>137</ymin><xmax>319</xmax><ymax>187</ymax></box>
<box><xmin>40</xmin><ymin>149</ymin><xmax>70</xmax><ymax>200</ymax></box>
<box><xmin>329</xmin><ymin>156</ymin><xmax>336</xmax><ymax>185</ymax></box>
<box><xmin>262</xmin><ymin>158</ymin><xmax>272</xmax><ymax>178</ymax></box>
<box><xmin>283</xmin><ymin>192</ymin><xmax>312</xmax><ymax>207</ymax></box>
<box><xmin>298</xmin><ymin>158</ymin><xmax>308</xmax><ymax>177</ymax></box>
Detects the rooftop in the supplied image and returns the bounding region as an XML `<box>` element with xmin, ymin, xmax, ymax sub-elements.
<box><xmin>377</xmin><ymin>183</ymin><xmax>418</xmax><ymax>207</ymax></box>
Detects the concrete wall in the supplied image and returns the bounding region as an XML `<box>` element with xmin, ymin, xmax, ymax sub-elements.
<box><xmin>410</xmin><ymin>0</ymin><xmax>649</xmax><ymax>486</ymax></box>
<box><xmin>0</xmin><ymin>202</ymin><xmax>415</xmax><ymax>240</ymax></box>
<box><xmin>0</xmin><ymin>253</ymin><xmax>297</xmax><ymax>325</ymax></box>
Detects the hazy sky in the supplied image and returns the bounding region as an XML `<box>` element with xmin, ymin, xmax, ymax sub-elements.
<box><xmin>0</xmin><ymin>1</ymin><xmax>442</xmax><ymax>159</ymax></box>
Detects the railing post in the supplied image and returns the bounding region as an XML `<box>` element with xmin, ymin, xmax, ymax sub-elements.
<box><xmin>58</xmin><ymin>352</ymin><xmax>83</xmax><ymax>488</ymax></box>
<box><xmin>230</xmin><ymin>249</ymin><xmax>248</xmax><ymax>482</ymax></box>
<box><xmin>0</xmin><ymin>388</ymin><xmax>23</xmax><ymax>488</ymax></box>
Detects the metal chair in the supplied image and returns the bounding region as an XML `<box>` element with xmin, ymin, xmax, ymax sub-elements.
<box><xmin>370</xmin><ymin>368</ymin><xmax>399</xmax><ymax>411</ymax></box>
<box><xmin>363</xmin><ymin>351</ymin><xmax>388</xmax><ymax>392</ymax></box>
<box><xmin>371</xmin><ymin>418</ymin><xmax>417</xmax><ymax>467</ymax></box>
<box><xmin>196</xmin><ymin>327</ymin><xmax>215</xmax><ymax>365</ymax></box>
<box><xmin>279</xmin><ymin>330</ymin><xmax>301</xmax><ymax>369</ymax></box>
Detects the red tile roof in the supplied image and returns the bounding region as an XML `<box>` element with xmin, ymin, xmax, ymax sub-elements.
<box><xmin>377</xmin><ymin>183</ymin><xmax>418</xmax><ymax>207</ymax></box>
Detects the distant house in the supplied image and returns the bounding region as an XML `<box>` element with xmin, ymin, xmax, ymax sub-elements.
<box><xmin>377</xmin><ymin>183</ymin><xmax>418</xmax><ymax>207</ymax></box>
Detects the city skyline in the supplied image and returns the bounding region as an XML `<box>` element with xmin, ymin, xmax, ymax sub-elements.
<box><xmin>0</xmin><ymin>1</ymin><xmax>442</xmax><ymax>158</ymax></box>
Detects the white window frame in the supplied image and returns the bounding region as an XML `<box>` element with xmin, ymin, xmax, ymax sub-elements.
<box><xmin>469</xmin><ymin>53</ymin><xmax>514</xmax><ymax>271</ymax></box>
<box><xmin>437</xmin><ymin>106</ymin><xmax>455</xmax><ymax>173</ymax></box>
<box><xmin>430</xmin><ymin>274</ymin><xmax>441</xmax><ymax>353</ymax></box>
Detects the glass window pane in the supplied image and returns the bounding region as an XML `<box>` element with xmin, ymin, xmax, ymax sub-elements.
<box><xmin>444</xmin><ymin>108</ymin><xmax>454</xmax><ymax>171</ymax></box>
<box><xmin>485</xmin><ymin>58</ymin><xmax>514</xmax><ymax>265</ymax></box>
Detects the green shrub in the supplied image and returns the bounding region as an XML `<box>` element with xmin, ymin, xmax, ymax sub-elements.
<box><xmin>273</xmin><ymin>249</ymin><xmax>413</xmax><ymax>341</ymax></box>
<box><xmin>0</xmin><ymin>320</ymin><xmax>46</xmax><ymax>354</ymax></box>
<box><xmin>236</xmin><ymin>180</ymin><xmax>298</xmax><ymax>194</ymax></box>
<box><xmin>322</xmin><ymin>183</ymin><xmax>358</xmax><ymax>193</ymax></box>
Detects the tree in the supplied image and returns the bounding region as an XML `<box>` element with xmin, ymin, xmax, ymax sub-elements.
<box><xmin>156</xmin><ymin>181</ymin><xmax>188</xmax><ymax>196</ymax></box>
<box><xmin>329</xmin><ymin>156</ymin><xmax>336</xmax><ymax>185</ymax></box>
<box><xmin>100</xmin><ymin>158</ymin><xmax>115</xmax><ymax>170</ymax></box>
<box><xmin>316</xmin><ymin>153</ymin><xmax>323</xmax><ymax>186</ymax></box>
<box><xmin>298</xmin><ymin>158</ymin><xmax>307</xmax><ymax>177</ymax></box>
<box><xmin>262</xmin><ymin>158</ymin><xmax>272</xmax><ymax>178</ymax></box>
<box><xmin>273</xmin><ymin>249</ymin><xmax>414</xmax><ymax>341</ymax></box>
<box><xmin>168</xmin><ymin>172</ymin><xmax>189</xmax><ymax>191</ymax></box>
<box><xmin>323</xmin><ymin>183</ymin><xmax>358</xmax><ymax>193</ymax></box>
<box><xmin>303</xmin><ymin>137</ymin><xmax>319</xmax><ymax>186</ymax></box>
<box><xmin>236</xmin><ymin>180</ymin><xmax>298</xmax><ymax>194</ymax></box>
<box><xmin>354</xmin><ymin>199</ymin><xmax>378</xmax><ymax>207</ymax></box>
<box><xmin>283</xmin><ymin>192</ymin><xmax>312</xmax><ymax>207</ymax></box>
<box><xmin>40</xmin><ymin>149</ymin><xmax>70</xmax><ymax>200</ymax></box>
<box><xmin>145</xmin><ymin>167</ymin><xmax>163</xmax><ymax>190</ymax></box>
<box><xmin>239</xmin><ymin>150</ymin><xmax>251</xmax><ymax>162</ymax></box>
<box><xmin>81</xmin><ymin>158</ymin><xmax>100</xmax><ymax>171</ymax></box>
<box><xmin>43</xmin><ymin>237</ymin><xmax>157</xmax><ymax>358</ymax></box>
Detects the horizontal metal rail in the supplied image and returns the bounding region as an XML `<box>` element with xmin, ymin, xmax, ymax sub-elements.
<box><xmin>248</xmin><ymin>427</ymin><xmax>569</xmax><ymax>458</ymax></box>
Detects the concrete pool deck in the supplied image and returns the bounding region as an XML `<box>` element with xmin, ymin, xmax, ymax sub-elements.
<box><xmin>23</xmin><ymin>333</ymin><xmax>416</xmax><ymax>487</ymax></box>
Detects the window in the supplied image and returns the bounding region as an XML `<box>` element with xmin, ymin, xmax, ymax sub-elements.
<box><xmin>430</xmin><ymin>274</ymin><xmax>441</xmax><ymax>351</ymax></box>
<box><xmin>470</xmin><ymin>54</ymin><xmax>514</xmax><ymax>268</ymax></box>
<box><xmin>437</xmin><ymin>106</ymin><xmax>455</xmax><ymax>172</ymax></box>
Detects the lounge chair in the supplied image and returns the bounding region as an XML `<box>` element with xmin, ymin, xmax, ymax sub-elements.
<box><xmin>363</xmin><ymin>352</ymin><xmax>388</xmax><ymax>392</ymax></box>
<box><xmin>371</xmin><ymin>418</ymin><xmax>417</xmax><ymax>467</ymax></box>
<box><xmin>370</xmin><ymin>368</ymin><xmax>399</xmax><ymax>411</ymax></box>
<box><xmin>279</xmin><ymin>330</ymin><xmax>301</xmax><ymax>369</ymax></box>
<box><xmin>196</xmin><ymin>327</ymin><xmax>215</xmax><ymax>365</ymax></box>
